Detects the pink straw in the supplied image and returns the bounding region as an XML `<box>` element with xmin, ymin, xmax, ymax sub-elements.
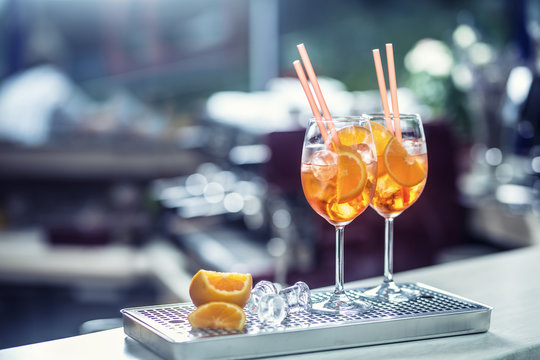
<box><xmin>385</xmin><ymin>43</ymin><xmax>402</xmax><ymax>143</ymax></box>
<box><xmin>296</xmin><ymin>43</ymin><xmax>341</xmax><ymax>145</ymax></box>
<box><xmin>296</xmin><ymin>44</ymin><xmax>332</xmax><ymax>121</ymax></box>
<box><xmin>293</xmin><ymin>60</ymin><xmax>331</xmax><ymax>143</ymax></box>
<box><xmin>372</xmin><ymin>49</ymin><xmax>394</xmax><ymax>133</ymax></box>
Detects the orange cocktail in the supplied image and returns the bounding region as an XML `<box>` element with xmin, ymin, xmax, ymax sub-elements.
<box><xmin>369</xmin><ymin>121</ymin><xmax>427</xmax><ymax>218</ymax></box>
<box><xmin>301</xmin><ymin>143</ymin><xmax>376</xmax><ymax>225</ymax></box>
<box><xmin>364</xmin><ymin>113</ymin><xmax>428</xmax><ymax>303</ymax></box>
<box><xmin>301</xmin><ymin>116</ymin><xmax>377</xmax><ymax>314</ymax></box>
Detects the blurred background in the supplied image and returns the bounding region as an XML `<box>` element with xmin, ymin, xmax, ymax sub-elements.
<box><xmin>0</xmin><ymin>0</ymin><xmax>539</xmax><ymax>349</ymax></box>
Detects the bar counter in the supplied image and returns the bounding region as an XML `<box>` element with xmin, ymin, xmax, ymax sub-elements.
<box><xmin>1</xmin><ymin>245</ymin><xmax>539</xmax><ymax>360</ymax></box>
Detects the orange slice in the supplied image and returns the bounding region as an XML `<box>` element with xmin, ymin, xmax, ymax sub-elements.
<box><xmin>336</xmin><ymin>148</ymin><xmax>367</xmax><ymax>202</ymax></box>
<box><xmin>188</xmin><ymin>301</ymin><xmax>246</xmax><ymax>331</ymax></box>
<box><xmin>369</xmin><ymin>121</ymin><xmax>393</xmax><ymax>155</ymax></box>
<box><xmin>326</xmin><ymin>196</ymin><xmax>360</xmax><ymax>222</ymax></box>
<box><xmin>189</xmin><ymin>270</ymin><xmax>252</xmax><ymax>308</ymax></box>
<box><xmin>383</xmin><ymin>138</ymin><xmax>427</xmax><ymax>187</ymax></box>
<box><xmin>370</xmin><ymin>121</ymin><xmax>394</xmax><ymax>177</ymax></box>
<box><xmin>337</xmin><ymin>125</ymin><xmax>370</xmax><ymax>146</ymax></box>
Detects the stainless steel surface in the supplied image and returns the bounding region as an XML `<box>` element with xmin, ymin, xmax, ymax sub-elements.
<box><xmin>121</xmin><ymin>283</ymin><xmax>492</xmax><ymax>360</ymax></box>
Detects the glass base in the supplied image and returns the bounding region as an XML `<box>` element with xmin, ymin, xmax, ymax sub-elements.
<box><xmin>310</xmin><ymin>291</ymin><xmax>372</xmax><ymax>315</ymax></box>
<box><xmin>364</xmin><ymin>281</ymin><xmax>420</xmax><ymax>303</ymax></box>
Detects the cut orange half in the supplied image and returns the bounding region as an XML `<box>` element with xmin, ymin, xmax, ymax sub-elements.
<box><xmin>189</xmin><ymin>270</ymin><xmax>252</xmax><ymax>308</ymax></box>
<box><xmin>383</xmin><ymin>138</ymin><xmax>427</xmax><ymax>187</ymax></box>
<box><xmin>188</xmin><ymin>301</ymin><xmax>246</xmax><ymax>331</ymax></box>
<box><xmin>336</xmin><ymin>148</ymin><xmax>367</xmax><ymax>202</ymax></box>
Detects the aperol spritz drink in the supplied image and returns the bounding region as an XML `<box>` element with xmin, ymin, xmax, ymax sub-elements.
<box><xmin>364</xmin><ymin>113</ymin><xmax>428</xmax><ymax>302</ymax></box>
<box><xmin>301</xmin><ymin>116</ymin><xmax>377</xmax><ymax>314</ymax></box>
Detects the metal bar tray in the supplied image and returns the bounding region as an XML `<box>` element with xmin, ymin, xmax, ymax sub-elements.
<box><xmin>121</xmin><ymin>283</ymin><xmax>492</xmax><ymax>360</ymax></box>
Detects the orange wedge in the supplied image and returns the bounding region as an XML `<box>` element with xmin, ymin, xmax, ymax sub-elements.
<box><xmin>383</xmin><ymin>138</ymin><xmax>427</xmax><ymax>187</ymax></box>
<box><xmin>336</xmin><ymin>148</ymin><xmax>367</xmax><ymax>202</ymax></box>
<box><xmin>188</xmin><ymin>301</ymin><xmax>246</xmax><ymax>331</ymax></box>
<box><xmin>189</xmin><ymin>270</ymin><xmax>252</xmax><ymax>308</ymax></box>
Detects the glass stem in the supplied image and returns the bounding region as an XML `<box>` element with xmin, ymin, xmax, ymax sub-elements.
<box><xmin>335</xmin><ymin>226</ymin><xmax>345</xmax><ymax>294</ymax></box>
<box><xmin>384</xmin><ymin>218</ymin><xmax>394</xmax><ymax>284</ymax></box>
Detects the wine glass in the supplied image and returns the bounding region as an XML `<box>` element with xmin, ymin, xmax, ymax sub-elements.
<box><xmin>301</xmin><ymin>116</ymin><xmax>377</xmax><ymax>314</ymax></box>
<box><xmin>363</xmin><ymin>113</ymin><xmax>428</xmax><ymax>302</ymax></box>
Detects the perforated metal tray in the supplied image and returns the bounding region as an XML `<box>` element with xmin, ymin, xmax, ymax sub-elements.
<box><xmin>121</xmin><ymin>283</ymin><xmax>492</xmax><ymax>360</ymax></box>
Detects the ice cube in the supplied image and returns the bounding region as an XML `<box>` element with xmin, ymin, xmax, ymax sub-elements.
<box><xmin>355</xmin><ymin>143</ymin><xmax>375</xmax><ymax>164</ymax></box>
<box><xmin>246</xmin><ymin>280</ymin><xmax>279</xmax><ymax>314</ymax></box>
<box><xmin>379</xmin><ymin>175</ymin><xmax>401</xmax><ymax>196</ymax></box>
<box><xmin>257</xmin><ymin>293</ymin><xmax>287</xmax><ymax>326</ymax></box>
<box><xmin>402</xmin><ymin>138</ymin><xmax>427</xmax><ymax>155</ymax></box>
<box><xmin>311</xmin><ymin>150</ymin><xmax>338</xmax><ymax>181</ymax></box>
<box><xmin>256</xmin><ymin>281</ymin><xmax>312</xmax><ymax>326</ymax></box>
<box><xmin>279</xmin><ymin>281</ymin><xmax>312</xmax><ymax>313</ymax></box>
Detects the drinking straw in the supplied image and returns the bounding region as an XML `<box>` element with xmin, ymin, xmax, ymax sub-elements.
<box><xmin>385</xmin><ymin>43</ymin><xmax>402</xmax><ymax>143</ymax></box>
<box><xmin>385</xmin><ymin>44</ymin><xmax>406</xmax><ymax>202</ymax></box>
<box><xmin>296</xmin><ymin>43</ymin><xmax>341</xmax><ymax>145</ymax></box>
<box><xmin>372</xmin><ymin>49</ymin><xmax>394</xmax><ymax>133</ymax></box>
<box><xmin>293</xmin><ymin>60</ymin><xmax>331</xmax><ymax>143</ymax></box>
<box><xmin>296</xmin><ymin>44</ymin><xmax>332</xmax><ymax>121</ymax></box>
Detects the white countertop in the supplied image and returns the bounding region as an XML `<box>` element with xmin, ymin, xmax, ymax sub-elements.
<box><xmin>1</xmin><ymin>245</ymin><xmax>539</xmax><ymax>360</ymax></box>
